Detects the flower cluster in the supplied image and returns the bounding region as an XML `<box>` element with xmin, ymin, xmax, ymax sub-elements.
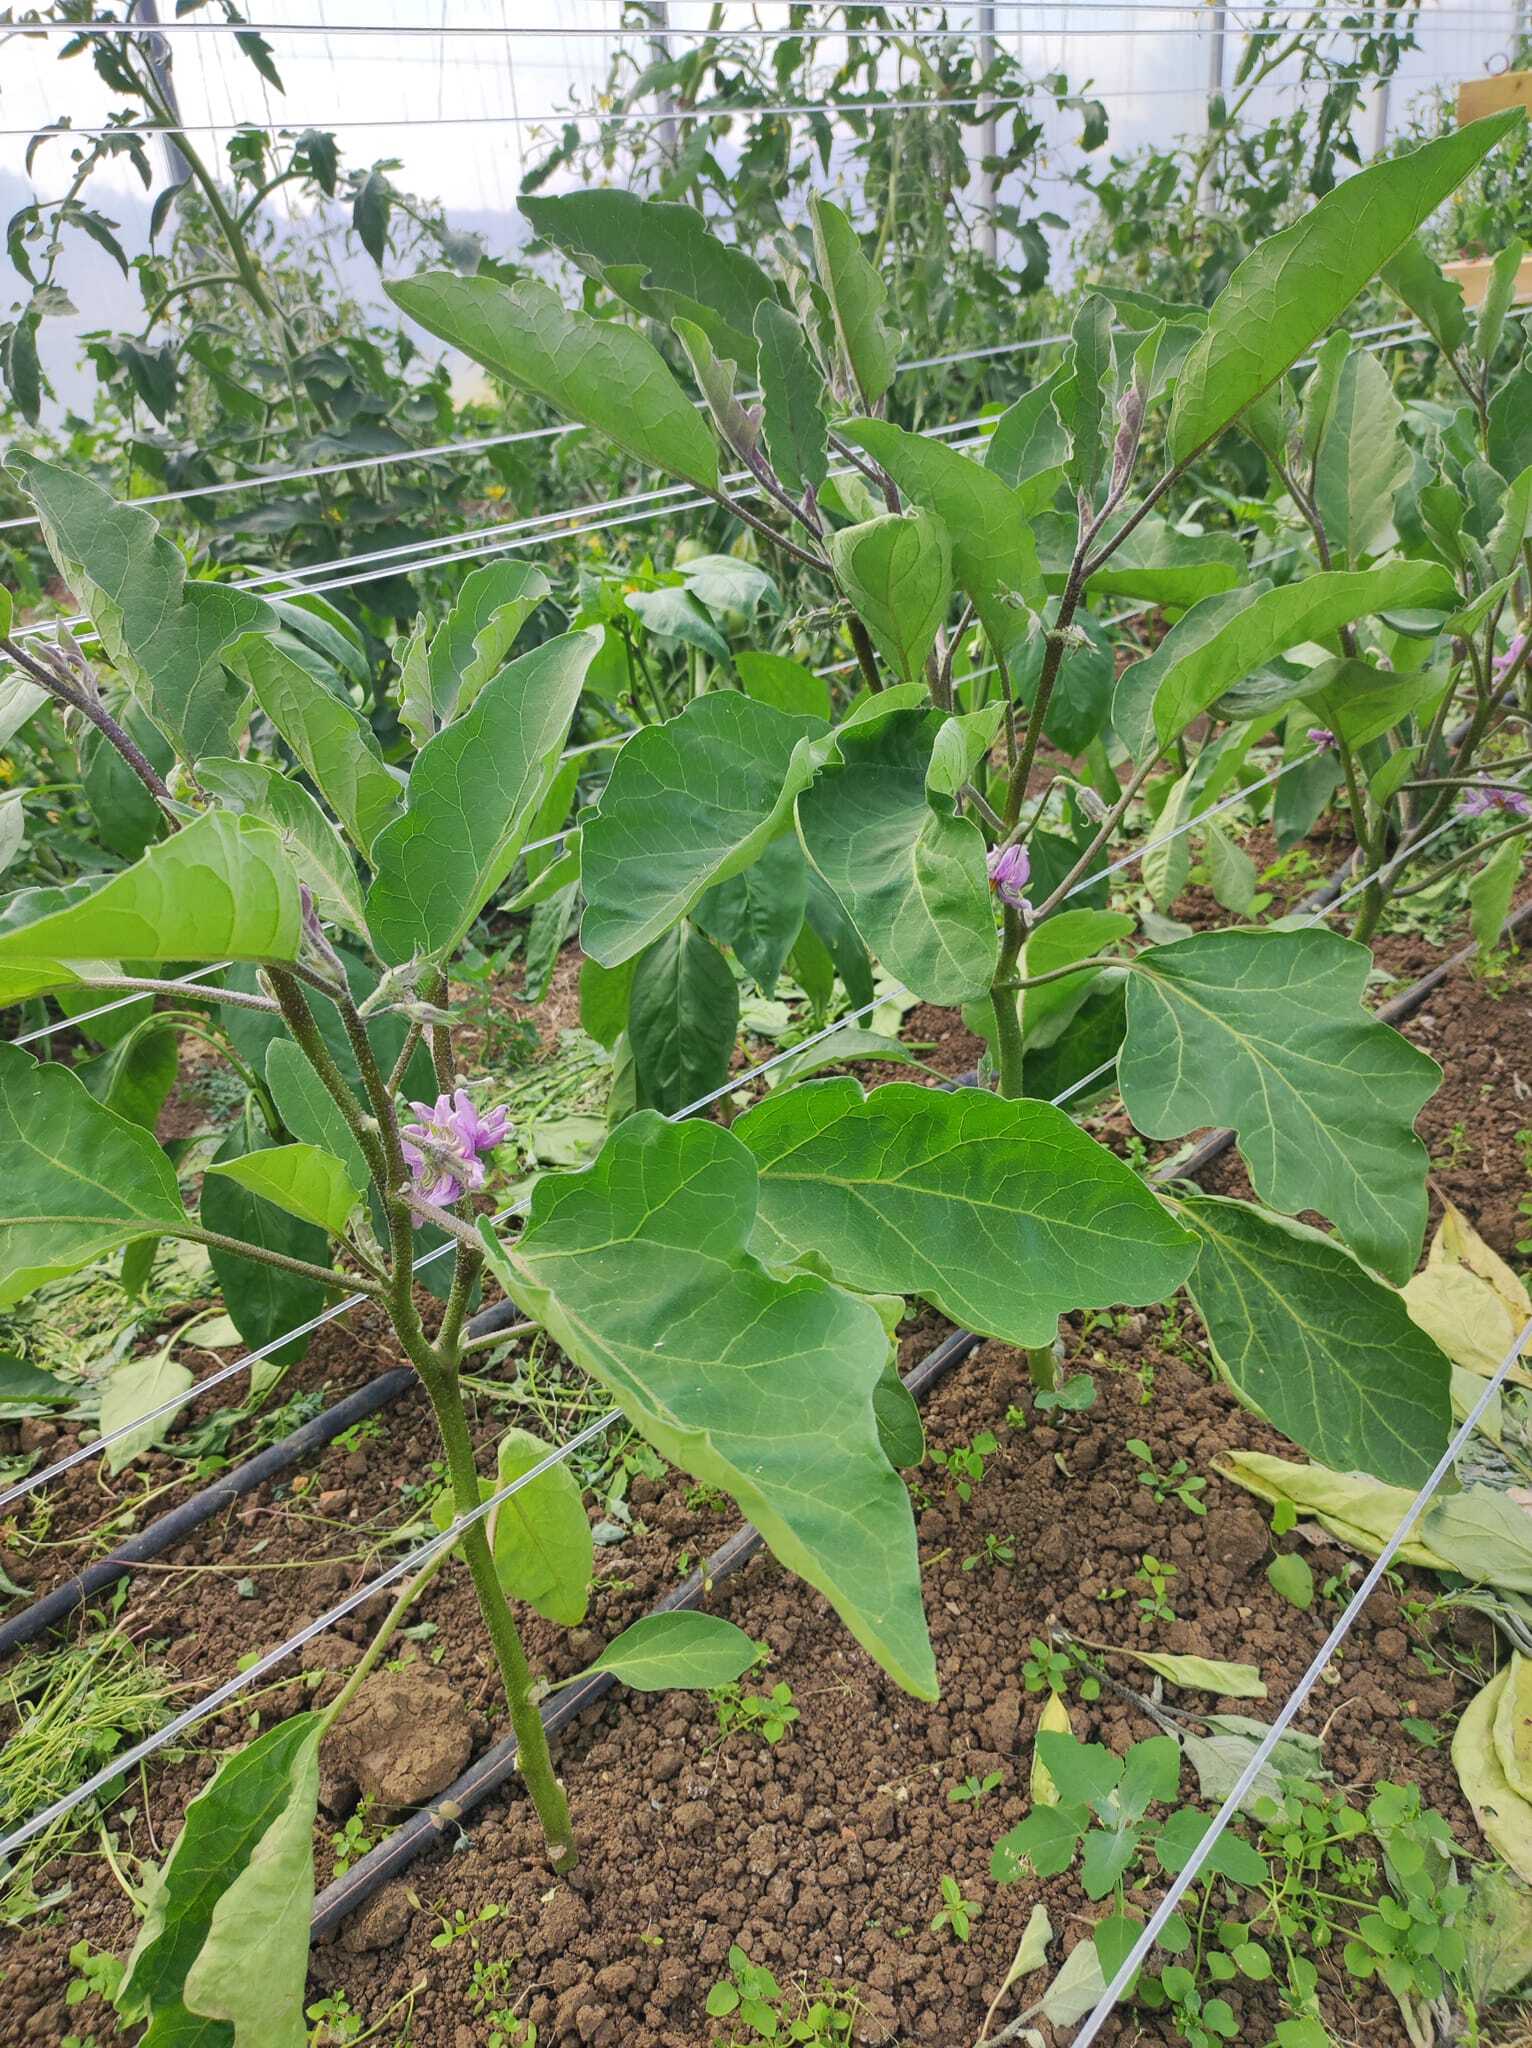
<box><xmin>1306</xmin><ymin>726</ymin><xmax>1337</xmax><ymax>753</ymax></box>
<box><xmin>1494</xmin><ymin>633</ymin><xmax>1526</xmax><ymax>684</ymax></box>
<box><xmin>987</xmin><ymin>842</ymin><xmax>1032</xmax><ymax>916</ymax></box>
<box><xmin>1459</xmin><ymin>782</ymin><xmax>1532</xmax><ymax>820</ymax></box>
<box><xmin>401</xmin><ymin>1090</ymin><xmax>509</xmax><ymax>1205</ymax></box>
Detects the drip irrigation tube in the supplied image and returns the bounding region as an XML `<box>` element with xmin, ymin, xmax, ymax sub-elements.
<box><xmin>0</xmin><ymin>1299</ymin><xmax>525</xmax><ymax>1660</ymax></box>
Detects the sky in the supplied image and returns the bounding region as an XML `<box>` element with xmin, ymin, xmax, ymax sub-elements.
<box><xmin>0</xmin><ymin>0</ymin><xmax>1520</xmax><ymax>411</ymax></box>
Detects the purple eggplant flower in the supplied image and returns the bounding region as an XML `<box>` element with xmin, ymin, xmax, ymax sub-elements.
<box><xmin>1495</xmin><ymin>633</ymin><xmax>1527</xmax><ymax>684</ymax></box>
<box><xmin>1459</xmin><ymin>781</ymin><xmax>1532</xmax><ymax>820</ymax></box>
<box><xmin>1306</xmin><ymin>726</ymin><xmax>1337</xmax><ymax>753</ymax></box>
<box><xmin>401</xmin><ymin>1089</ymin><xmax>509</xmax><ymax>1205</ymax></box>
<box><xmin>987</xmin><ymin>842</ymin><xmax>1033</xmax><ymax>915</ymax></box>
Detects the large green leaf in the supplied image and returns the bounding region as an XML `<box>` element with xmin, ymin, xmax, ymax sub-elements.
<box><xmin>386</xmin><ymin>271</ymin><xmax>720</xmax><ymax>490</ymax></box>
<box><xmin>201</xmin><ymin>1123</ymin><xmax>331</xmax><ymax>1369</ymax></box>
<box><xmin>0</xmin><ymin>810</ymin><xmax>303</xmax><ymax>1005</ymax></box>
<box><xmin>737</xmin><ymin>1078</ymin><xmax>1196</xmax><ymax>1345</ymax></box>
<box><xmin>205</xmin><ymin>1143</ymin><xmax>363</xmax><ymax>1239</ymax></box>
<box><xmin>1381</xmin><ymin>236</ymin><xmax>1469</xmax><ymax>355</ymax></box>
<box><xmin>11</xmin><ymin>454</ymin><xmax>271</xmax><ymax>761</ymax></box>
<box><xmin>795</xmin><ymin>705</ymin><xmax>996</xmax><ymax>1005</ymax></box>
<box><xmin>826</xmin><ymin>509</ymin><xmax>952</xmax><ymax>684</ymax></box>
<box><xmin>1168</xmin><ymin>111</ymin><xmax>1523</xmax><ymax>462</ymax></box>
<box><xmin>487</xmin><ymin>1113</ymin><xmax>935</xmax><ymax>1698</ymax></box>
<box><xmin>264</xmin><ymin>1040</ymin><xmax>371</xmax><ymax>1191</ymax></box>
<box><xmin>1310</xmin><ymin>341</ymin><xmax>1411</xmax><ymax>568</ymax></box>
<box><xmin>0</xmin><ymin>1044</ymin><xmax>185</xmax><ymax>1305</ymax></box>
<box><xmin>810</xmin><ymin>196</ymin><xmax>895</xmax><ymax>406</ymax></box>
<box><xmin>843</xmin><ymin>419</ymin><xmax>1043</xmax><ymax>653</ymax></box>
<box><xmin>1022</xmin><ymin>908</ymin><xmax>1135</xmax><ymax>1051</ymax></box>
<box><xmin>366</xmin><ymin>628</ymin><xmax>599</xmax><ymax>964</ymax></box>
<box><xmin>117</xmin><ymin>1714</ymin><xmax>320</xmax><ymax>2048</ymax></box>
<box><xmin>1489</xmin><ymin>350</ymin><xmax>1532</xmax><ymax>483</ymax></box>
<box><xmin>694</xmin><ymin>830</ymin><xmax>808</xmax><ymax>998</ymax></box>
<box><xmin>230</xmin><ymin>635</ymin><xmax>402</xmax><ymax>855</ymax></box>
<box><xmin>581</xmin><ymin>693</ymin><xmax>826</xmax><ymax>967</ymax></box>
<box><xmin>431</xmin><ymin>1426</ymin><xmax>593</xmax><ymax>1626</ymax></box>
<box><xmin>1178</xmin><ymin>1195</ymin><xmax>1451</xmax><ymax>1485</ymax></box>
<box><xmin>1119</xmin><ymin>927</ymin><xmax>1438</xmax><ymax>1283</ymax></box>
<box><xmin>628</xmin><ymin>921</ymin><xmax>739</xmax><ymax>1118</ymax></box>
<box><xmin>197</xmin><ymin>756</ymin><xmax>367</xmax><ymax>932</ymax></box>
<box><xmin>1111</xmin><ymin>563</ymin><xmax>1457</xmax><ymax>758</ymax></box>
<box><xmin>522</xmin><ymin>189</ymin><xmax>775</xmax><ymax>373</ymax></box>
<box><xmin>754</xmin><ymin>298</ymin><xmax>830</xmax><ymax>498</ymax></box>
<box><xmin>395</xmin><ymin>559</ymin><xmax>550</xmax><ymax>749</ymax></box>
<box><xmin>80</xmin><ymin>699</ymin><xmax>174</xmax><ymax>863</ymax></box>
<box><xmin>1082</xmin><ymin>516</ymin><xmax>1246</xmax><ymax>608</ymax></box>
<box><xmin>984</xmin><ymin>365</ymin><xmax>1070</xmax><ymax>509</ymax></box>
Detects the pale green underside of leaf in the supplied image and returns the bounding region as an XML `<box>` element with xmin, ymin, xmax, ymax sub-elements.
<box><xmin>1180</xmin><ymin>1194</ymin><xmax>1451</xmax><ymax>1485</ymax></box>
<box><xmin>1120</xmin><ymin>927</ymin><xmax>1438</xmax><ymax>1284</ymax></box>
<box><xmin>795</xmin><ymin>705</ymin><xmax>996</xmax><ymax>1006</ymax></box>
<box><xmin>400</xmin><ymin>559</ymin><xmax>551</xmax><ymax>748</ymax></box>
<box><xmin>387</xmin><ymin>270</ymin><xmax>721</xmax><ymax>490</ymax></box>
<box><xmin>118</xmin><ymin>1713</ymin><xmax>321</xmax><ymax>2046</ymax></box>
<box><xmin>811</xmin><ymin>195</ymin><xmax>895</xmax><ymax>405</ymax></box>
<box><xmin>522</xmin><ymin>187</ymin><xmax>776</xmax><ymax>373</ymax></box>
<box><xmin>366</xmin><ymin>628</ymin><xmax>599</xmax><ymax>964</ymax></box>
<box><xmin>1112</xmin><ymin>563</ymin><xmax>1457</xmax><ymax>759</ymax></box>
<box><xmin>571</xmin><ymin>1610</ymin><xmax>760</xmax><ymax>1692</ymax></box>
<box><xmin>487</xmin><ymin>1113</ymin><xmax>936</xmax><ymax>1699</ymax></box>
<box><xmin>196</xmin><ymin>756</ymin><xmax>367</xmax><ymax>932</ymax></box>
<box><xmin>206</xmin><ymin>1142</ymin><xmax>362</xmax><ymax>1239</ymax></box>
<box><xmin>11</xmin><ymin>453</ymin><xmax>273</xmax><ymax>762</ymax></box>
<box><xmin>826</xmin><ymin>508</ymin><xmax>951</xmax><ymax>684</ymax></box>
<box><xmin>1082</xmin><ymin>515</ymin><xmax>1247</xmax><ymax>609</ymax></box>
<box><xmin>843</xmin><ymin>418</ymin><xmax>1043</xmax><ymax>652</ymax></box>
<box><xmin>755</xmin><ymin>296</ymin><xmax>830</xmax><ymax>496</ymax></box>
<box><xmin>737</xmin><ymin>1078</ymin><xmax>1197</xmax><ymax>1345</ymax></box>
<box><xmin>0</xmin><ymin>810</ymin><xmax>302</xmax><ymax>1006</ymax></box>
<box><xmin>581</xmin><ymin>692</ymin><xmax>827</xmax><ymax>967</ymax></box>
<box><xmin>230</xmin><ymin>633</ymin><xmax>403</xmax><ymax>856</ymax></box>
<box><xmin>1168</xmin><ymin>110</ymin><xmax>1524</xmax><ymax>461</ymax></box>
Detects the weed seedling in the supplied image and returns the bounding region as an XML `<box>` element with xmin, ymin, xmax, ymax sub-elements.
<box><xmin>1126</xmin><ymin>1439</ymin><xmax>1208</xmax><ymax>1516</ymax></box>
<box><xmin>928</xmin><ymin>1431</ymin><xmax>998</xmax><ymax>1502</ymax></box>
<box><xmin>713</xmin><ymin>1679</ymin><xmax>800</xmax><ymax>1746</ymax></box>
<box><xmin>930</xmin><ymin>1874</ymin><xmax>982</xmax><ymax>1943</ymax></box>
<box><xmin>329</xmin><ymin>1794</ymin><xmax>378</xmax><ymax>1877</ymax></box>
<box><xmin>961</xmin><ymin>1532</ymin><xmax>1016</xmax><ymax>1571</ymax></box>
<box><xmin>706</xmin><ymin>1944</ymin><xmax>856</xmax><ymax>2044</ymax></box>
<box><xmin>1135</xmin><ymin>1554</ymin><xmax>1178</xmax><ymax>1622</ymax></box>
<box><xmin>1022</xmin><ymin>1636</ymin><xmax>1101</xmax><ymax>1702</ymax></box>
<box><xmin>949</xmin><ymin>1770</ymin><xmax>1005</xmax><ymax>1806</ymax></box>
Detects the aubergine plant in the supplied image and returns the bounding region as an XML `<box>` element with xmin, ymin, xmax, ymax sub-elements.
<box><xmin>0</xmin><ymin>104</ymin><xmax>1523</xmax><ymax>2042</ymax></box>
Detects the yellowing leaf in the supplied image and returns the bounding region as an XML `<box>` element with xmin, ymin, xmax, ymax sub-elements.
<box><xmin>1217</xmin><ymin>1450</ymin><xmax>1454</xmax><ymax>1572</ymax></box>
<box><xmin>1402</xmin><ymin>1198</ymin><xmax>1532</xmax><ymax>1387</ymax></box>
<box><xmin>1110</xmin><ymin>1647</ymin><xmax>1267</xmax><ymax>1698</ymax></box>
<box><xmin>1032</xmin><ymin>1692</ymin><xmax>1073</xmax><ymax>1806</ymax></box>
<box><xmin>1455</xmin><ymin>1666</ymin><xmax>1532</xmax><ymax>1886</ymax></box>
<box><xmin>1496</xmin><ymin>1654</ymin><xmax>1532</xmax><ymax>1805</ymax></box>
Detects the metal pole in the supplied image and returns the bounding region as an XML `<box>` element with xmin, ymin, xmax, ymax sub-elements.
<box><xmin>639</xmin><ymin>0</ymin><xmax>680</xmax><ymax>158</ymax></box>
<box><xmin>978</xmin><ymin>2</ymin><xmax>999</xmax><ymax>264</ymax></box>
<box><xmin>1372</xmin><ymin>72</ymin><xmax>1391</xmax><ymax>155</ymax></box>
<box><xmin>1200</xmin><ymin>0</ymin><xmax>1227</xmax><ymax>213</ymax></box>
<box><xmin>130</xmin><ymin>0</ymin><xmax>191</xmax><ymax>187</ymax></box>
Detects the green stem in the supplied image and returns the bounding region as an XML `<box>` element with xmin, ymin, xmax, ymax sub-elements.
<box><xmin>177</xmin><ymin>1224</ymin><xmax>376</xmax><ymax>1296</ymax></box>
<box><xmin>990</xmin><ymin>904</ymin><xmax>1027</xmax><ymax>1099</ymax></box>
<box><xmin>415</xmin><ymin>1354</ymin><xmax>578</xmax><ymax>1871</ymax></box>
<box><xmin>318</xmin><ymin>1538</ymin><xmax>457</xmax><ymax>1737</ymax></box>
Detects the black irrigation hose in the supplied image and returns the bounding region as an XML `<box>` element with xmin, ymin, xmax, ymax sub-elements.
<box><xmin>309</xmin><ymin>1323</ymin><xmax>985</xmax><ymax>1939</ymax></box>
<box><xmin>309</xmin><ymin>895</ymin><xmax>1532</xmax><ymax>1934</ymax></box>
<box><xmin>0</xmin><ymin>1297</ymin><xmax>529</xmax><ymax>1660</ymax></box>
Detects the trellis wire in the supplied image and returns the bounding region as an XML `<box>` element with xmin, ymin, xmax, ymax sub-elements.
<box><xmin>0</xmin><ymin>311</ymin><xmax>1448</xmax><ymax>555</ymax></box>
<box><xmin>1071</xmin><ymin>1313</ymin><xmax>1532</xmax><ymax>2046</ymax></box>
<box><xmin>8</xmin><ymin>11</ymin><xmax>1506</xmax><ymax>36</ymax></box>
<box><xmin>0</xmin><ymin>1405</ymin><xmax>625</xmax><ymax>1868</ymax></box>
<box><xmin>0</xmin><ymin>735</ymin><xmax>1322</xmax><ymax>1508</ymax></box>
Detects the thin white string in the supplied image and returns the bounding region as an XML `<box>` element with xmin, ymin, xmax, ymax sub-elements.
<box><xmin>10</xmin><ymin>12</ymin><xmax>1503</xmax><ymax>36</ymax></box>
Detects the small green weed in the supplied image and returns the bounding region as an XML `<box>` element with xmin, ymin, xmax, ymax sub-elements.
<box><xmin>705</xmin><ymin>1943</ymin><xmax>857</xmax><ymax>2044</ymax></box>
<box><xmin>930</xmin><ymin>1874</ymin><xmax>982</xmax><ymax>1943</ymax></box>
<box><xmin>713</xmin><ymin>1680</ymin><xmax>800</xmax><ymax>1746</ymax></box>
<box><xmin>1126</xmin><ymin>1439</ymin><xmax>1207</xmax><ymax>1516</ymax></box>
